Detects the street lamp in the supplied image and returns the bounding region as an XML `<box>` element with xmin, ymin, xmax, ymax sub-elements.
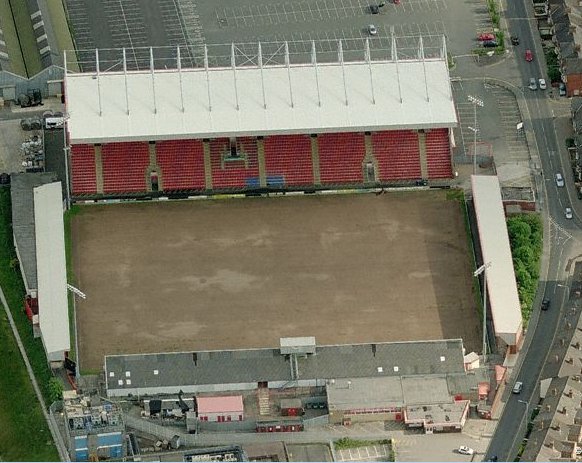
<box><xmin>468</xmin><ymin>95</ymin><xmax>484</xmax><ymax>175</ymax></box>
<box><xmin>474</xmin><ymin>262</ymin><xmax>492</xmax><ymax>361</ymax></box>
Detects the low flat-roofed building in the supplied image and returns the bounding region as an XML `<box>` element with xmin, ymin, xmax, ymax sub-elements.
<box><xmin>401</xmin><ymin>376</ymin><xmax>451</xmax><ymax>405</ymax></box>
<box><xmin>404</xmin><ymin>400</ymin><xmax>470</xmax><ymax>433</ymax></box>
<box><xmin>196</xmin><ymin>395</ymin><xmax>244</xmax><ymax>422</ymax></box>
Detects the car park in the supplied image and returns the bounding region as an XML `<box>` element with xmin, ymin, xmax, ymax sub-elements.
<box><xmin>560</xmin><ymin>83</ymin><xmax>567</xmax><ymax>96</ymax></box>
<box><xmin>512</xmin><ymin>381</ymin><xmax>523</xmax><ymax>394</ymax></box>
<box><xmin>458</xmin><ymin>446</ymin><xmax>475</xmax><ymax>455</ymax></box>
<box><xmin>525</xmin><ymin>49</ymin><xmax>533</xmax><ymax>61</ymax></box>
<box><xmin>556</xmin><ymin>172</ymin><xmax>565</xmax><ymax>187</ymax></box>
<box><xmin>541</xmin><ymin>298</ymin><xmax>550</xmax><ymax>311</ymax></box>
<box><xmin>529</xmin><ymin>78</ymin><xmax>537</xmax><ymax>90</ymax></box>
<box><xmin>566</xmin><ymin>207</ymin><xmax>573</xmax><ymax>219</ymax></box>
<box><xmin>539</xmin><ymin>78</ymin><xmax>547</xmax><ymax>90</ymax></box>
<box><xmin>511</xmin><ymin>35</ymin><xmax>519</xmax><ymax>45</ymax></box>
<box><xmin>368</xmin><ymin>24</ymin><xmax>378</xmax><ymax>35</ymax></box>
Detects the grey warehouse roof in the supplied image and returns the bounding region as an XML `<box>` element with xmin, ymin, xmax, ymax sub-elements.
<box><xmin>10</xmin><ymin>172</ymin><xmax>58</xmax><ymax>294</ymax></box>
<box><xmin>105</xmin><ymin>339</ymin><xmax>465</xmax><ymax>396</ymax></box>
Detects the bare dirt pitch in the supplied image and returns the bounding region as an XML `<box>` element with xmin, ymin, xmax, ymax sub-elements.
<box><xmin>72</xmin><ymin>191</ymin><xmax>480</xmax><ymax>370</ymax></box>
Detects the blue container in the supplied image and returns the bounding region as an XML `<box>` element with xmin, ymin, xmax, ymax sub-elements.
<box><xmin>75</xmin><ymin>449</ymin><xmax>89</xmax><ymax>461</ymax></box>
<box><xmin>74</xmin><ymin>436</ymin><xmax>88</xmax><ymax>449</ymax></box>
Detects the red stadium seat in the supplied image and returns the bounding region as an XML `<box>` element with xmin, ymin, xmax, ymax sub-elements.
<box><xmin>156</xmin><ymin>139</ymin><xmax>205</xmax><ymax>191</ymax></box>
<box><xmin>372</xmin><ymin>130</ymin><xmax>421</xmax><ymax>180</ymax></box>
<box><xmin>264</xmin><ymin>135</ymin><xmax>313</xmax><ymax>186</ymax></box>
<box><xmin>71</xmin><ymin>144</ymin><xmax>97</xmax><ymax>194</ymax></box>
<box><xmin>209</xmin><ymin>138</ymin><xmax>259</xmax><ymax>189</ymax></box>
<box><xmin>318</xmin><ymin>133</ymin><xmax>365</xmax><ymax>184</ymax></box>
<box><xmin>425</xmin><ymin>129</ymin><xmax>453</xmax><ymax>179</ymax></box>
<box><xmin>102</xmin><ymin>142</ymin><xmax>149</xmax><ymax>193</ymax></box>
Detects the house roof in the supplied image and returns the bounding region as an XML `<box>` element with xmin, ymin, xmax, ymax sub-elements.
<box><xmin>196</xmin><ymin>395</ymin><xmax>244</xmax><ymax>414</ymax></box>
<box><xmin>564</xmin><ymin>58</ymin><xmax>582</xmax><ymax>74</ymax></box>
<box><xmin>105</xmin><ymin>339</ymin><xmax>466</xmax><ymax>396</ymax></box>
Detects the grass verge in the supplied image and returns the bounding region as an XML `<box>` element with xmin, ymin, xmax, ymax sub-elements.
<box><xmin>0</xmin><ymin>187</ymin><xmax>58</xmax><ymax>460</ymax></box>
<box><xmin>334</xmin><ymin>437</ymin><xmax>392</xmax><ymax>450</ymax></box>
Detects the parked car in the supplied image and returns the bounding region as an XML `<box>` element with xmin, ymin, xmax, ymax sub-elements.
<box><xmin>576</xmin><ymin>446</ymin><xmax>582</xmax><ymax>456</ymax></box>
<box><xmin>577</xmin><ymin>187</ymin><xmax>582</xmax><ymax>200</ymax></box>
<box><xmin>393</xmin><ymin>0</ymin><xmax>400</xmax><ymax>4</ymax></box>
<box><xmin>458</xmin><ymin>446</ymin><xmax>475</xmax><ymax>455</ymax></box>
<box><xmin>368</xmin><ymin>24</ymin><xmax>378</xmax><ymax>35</ymax></box>
<box><xmin>529</xmin><ymin>78</ymin><xmax>537</xmax><ymax>90</ymax></box>
<box><xmin>483</xmin><ymin>40</ymin><xmax>498</xmax><ymax>48</ymax></box>
<box><xmin>478</xmin><ymin>33</ymin><xmax>495</xmax><ymax>41</ymax></box>
<box><xmin>525</xmin><ymin>49</ymin><xmax>533</xmax><ymax>61</ymax></box>
<box><xmin>560</xmin><ymin>83</ymin><xmax>567</xmax><ymax>96</ymax></box>
<box><xmin>510</xmin><ymin>35</ymin><xmax>519</xmax><ymax>45</ymax></box>
<box><xmin>539</xmin><ymin>78</ymin><xmax>547</xmax><ymax>90</ymax></box>
<box><xmin>566</xmin><ymin>207</ymin><xmax>573</xmax><ymax>219</ymax></box>
<box><xmin>512</xmin><ymin>381</ymin><xmax>523</xmax><ymax>394</ymax></box>
<box><xmin>369</xmin><ymin>4</ymin><xmax>379</xmax><ymax>14</ymax></box>
<box><xmin>541</xmin><ymin>298</ymin><xmax>550</xmax><ymax>311</ymax></box>
<box><xmin>555</xmin><ymin>172</ymin><xmax>565</xmax><ymax>187</ymax></box>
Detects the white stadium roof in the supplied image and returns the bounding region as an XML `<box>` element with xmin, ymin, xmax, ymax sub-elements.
<box><xmin>65</xmin><ymin>50</ymin><xmax>457</xmax><ymax>144</ymax></box>
<box><xmin>471</xmin><ymin>175</ymin><xmax>522</xmax><ymax>346</ymax></box>
<box><xmin>34</xmin><ymin>182</ymin><xmax>70</xmax><ymax>362</ymax></box>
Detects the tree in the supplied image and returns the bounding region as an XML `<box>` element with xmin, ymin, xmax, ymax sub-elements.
<box><xmin>48</xmin><ymin>377</ymin><xmax>63</xmax><ymax>404</ymax></box>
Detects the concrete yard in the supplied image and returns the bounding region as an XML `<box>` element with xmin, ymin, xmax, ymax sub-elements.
<box><xmin>72</xmin><ymin>191</ymin><xmax>480</xmax><ymax>370</ymax></box>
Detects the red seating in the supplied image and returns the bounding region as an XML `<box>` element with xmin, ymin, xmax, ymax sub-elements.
<box><xmin>318</xmin><ymin>133</ymin><xmax>365</xmax><ymax>184</ymax></box>
<box><xmin>156</xmin><ymin>139</ymin><xmax>205</xmax><ymax>191</ymax></box>
<box><xmin>372</xmin><ymin>130</ymin><xmax>421</xmax><ymax>180</ymax></box>
<box><xmin>264</xmin><ymin>135</ymin><xmax>313</xmax><ymax>186</ymax></box>
<box><xmin>209</xmin><ymin>138</ymin><xmax>259</xmax><ymax>189</ymax></box>
<box><xmin>71</xmin><ymin>144</ymin><xmax>97</xmax><ymax>194</ymax></box>
<box><xmin>425</xmin><ymin>129</ymin><xmax>453</xmax><ymax>179</ymax></box>
<box><xmin>101</xmin><ymin>142</ymin><xmax>149</xmax><ymax>193</ymax></box>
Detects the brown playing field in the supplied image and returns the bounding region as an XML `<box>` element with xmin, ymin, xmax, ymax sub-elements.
<box><xmin>71</xmin><ymin>191</ymin><xmax>480</xmax><ymax>370</ymax></box>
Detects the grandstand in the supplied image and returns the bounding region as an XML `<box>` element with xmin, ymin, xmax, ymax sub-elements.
<box><xmin>64</xmin><ymin>39</ymin><xmax>457</xmax><ymax>199</ymax></box>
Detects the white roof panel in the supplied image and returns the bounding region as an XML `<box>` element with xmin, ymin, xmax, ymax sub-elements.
<box><xmin>471</xmin><ymin>175</ymin><xmax>522</xmax><ymax>345</ymax></box>
<box><xmin>34</xmin><ymin>182</ymin><xmax>70</xmax><ymax>360</ymax></box>
<box><xmin>66</xmin><ymin>59</ymin><xmax>457</xmax><ymax>144</ymax></box>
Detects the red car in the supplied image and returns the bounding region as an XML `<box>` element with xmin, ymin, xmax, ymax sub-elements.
<box><xmin>525</xmin><ymin>49</ymin><xmax>533</xmax><ymax>62</ymax></box>
<box><xmin>478</xmin><ymin>33</ymin><xmax>495</xmax><ymax>41</ymax></box>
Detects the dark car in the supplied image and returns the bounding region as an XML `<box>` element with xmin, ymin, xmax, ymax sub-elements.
<box><xmin>511</xmin><ymin>35</ymin><xmax>519</xmax><ymax>45</ymax></box>
<box><xmin>370</xmin><ymin>4</ymin><xmax>379</xmax><ymax>13</ymax></box>
<box><xmin>577</xmin><ymin>187</ymin><xmax>582</xmax><ymax>200</ymax></box>
<box><xmin>483</xmin><ymin>40</ymin><xmax>498</xmax><ymax>48</ymax></box>
<box><xmin>542</xmin><ymin>298</ymin><xmax>550</xmax><ymax>311</ymax></box>
<box><xmin>560</xmin><ymin>83</ymin><xmax>567</xmax><ymax>96</ymax></box>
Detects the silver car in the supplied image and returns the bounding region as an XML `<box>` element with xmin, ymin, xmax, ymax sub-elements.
<box><xmin>528</xmin><ymin>78</ymin><xmax>537</xmax><ymax>90</ymax></box>
<box><xmin>368</xmin><ymin>24</ymin><xmax>378</xmax><ymax>36</ymax></box>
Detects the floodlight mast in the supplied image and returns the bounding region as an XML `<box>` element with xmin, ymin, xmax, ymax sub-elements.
<box><xmin>474</xmin><ymin>262</ymin><xmax>492</xmax><ymax>360</ymax></box>
<box><xmin>467</xmin><ymin>95</ymin><xmax>484</xmax><ymax>174</ymax></box>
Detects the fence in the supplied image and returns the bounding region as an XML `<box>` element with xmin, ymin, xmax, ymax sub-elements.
<box><xmin>303</xmin><ymin>414</ymin><xmax>329</xmax><ymax>429</ymax></box>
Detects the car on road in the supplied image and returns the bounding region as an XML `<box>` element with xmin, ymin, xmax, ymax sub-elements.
<box><xmin>369</xmin><ymin>4</ymin><xmax>379</xmax><ymax>14</ymax></box>
<box><xmin>541</xmin><ymin>298</ymin><xmax>550</xmax><ymax>311</ymax></box>
<box><xmin>539</xmin><ymin>78</ymin><xmax>547</xmax><ymax>90</ymax></box>
<box><xmin>511</xmin><ymin>35</ymin><xmax>519</xmax><ymax>45</ymax></box>
<box><xmin>368</xmin><ymin>24</ymin><xmax>378</xmax><ymax>35</ymax></box>
<box><xmin>566</xmin><ymin>207</ymin><xmax>573</xmax><ymax>219</ymax></box>
<box><xmin>478</xmin><ymin>33</ymin><xmax>495</xmax><ymax>41</ymax></box>
<box><xmin>458</xmin><ymin>446</ymin><xmax>475</xmax><ymax>455</ymax></box>
<box><xmin>512</xmin><ymin>381</ymin><xmax>523</xmax><ymax>394</ymax></box>
<box><xmin>556</xmin><ymin>172</ymin><xmax>565</xmax><ymax>187</ymax></box>
<box><xmin>560</xmin><ymin>83</ymin><xmax>567</xmax><ymax>96</ymax></box>
<box><xmin>525</xmin><ymin>49</ymin><xmax>533</xmax><ymax>61</ymax></box>
<box><xmin>529</xmin><ymin>78</ymin><xmax>537</xmax><ymax>90</ymax></box>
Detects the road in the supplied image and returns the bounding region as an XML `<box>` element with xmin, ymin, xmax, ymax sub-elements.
<box><xmin>483</xmin><ymin>0</ymin><xmax>581</xmax><ymax>460</ymax></box>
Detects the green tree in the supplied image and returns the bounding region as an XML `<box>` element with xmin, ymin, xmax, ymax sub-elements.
<box><xmin>48</xmin><ymin>377</ymin><xmax>63</xmax><ymax>403</ymax></box>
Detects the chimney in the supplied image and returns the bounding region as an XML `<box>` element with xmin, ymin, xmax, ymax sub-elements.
<box><xmin>568</xmin><ymin>389</ymin><xmax>574</xmax><ymax>398</ymax></box>
<box><xmin>546</xmin><ymin>404</ymin><xmax>552</xmax><ymax>411</ymax></box>
<box><xmin>552</xmin><ymin>423</ymin><xmax>561</xmax><ymax>431</ymax></box>
<box><xmin>567</xmin><ymin>357</ymin><xmax>574</xmax><ymax>364</ymax></box>
<box><xmin>567</xmin><ymin>322</ymin><xmax>573</xmax><ymax>330</ymax></box>
<box><xmin>575</xmin><ymin>342</ymin><xmax>581</xmax><ymax>350</ymax></box>
<box><xmin>554</xmin><ymin>388</ymin><xmax>559</xmax><ymax>396</ymax></box>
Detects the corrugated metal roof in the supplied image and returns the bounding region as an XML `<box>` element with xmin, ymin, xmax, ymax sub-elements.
<box><xmin>34</xmin><ymin>182</ymin><xmax>70</xmax><ymax>360</ymax></box>
<box><xmin>10</xmin><ymin>173</ymin><xmax>58</xmax><ymax>293</ymax></box>
<box><xmin>105</xmin><ymin>339</ymin><xmax>465</xmax><ymax>395</ymax></box>
<box><xmin>66</xmin><ymin>58</ymin><xmax>457</xmax><ymax>144</ymax></box>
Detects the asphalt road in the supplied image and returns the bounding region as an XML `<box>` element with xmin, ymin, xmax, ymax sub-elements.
<box><xmin>484</xmin><ymin>0</ymin><xmax>580</xmax><ymax>460</ymax></box>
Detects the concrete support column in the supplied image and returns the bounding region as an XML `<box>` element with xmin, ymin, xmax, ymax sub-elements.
<box><xmin>311</xmin><ymin>135</ymin><xmax>321</xmax><ymax>186</ymax></box>
<box><xmin>203</xmin><ymin>140</ymin><xmax>213</xmax><ymax>190</ymax></box>
<box><xmin>94</xmin><ymin>144</ymin><xmax>104</xmax><ymax>194</ymax></box>
<box><xmin>257</xmin><ymin>138</ymin><xmax>267</xmax><ymax>188</ymax></box>
<box><xmin>418</xmin><ymin>131</ymin><xmax>429</xmax><ymax>180</ymax></box>
<box><xmin>363</xmin><ymin>132</ymin><xmax>378</xmax><ymax>183</ymax></box>
<box><xmin>146</xmin><ymin>142</ymin><xmax>160</xmax><ymax>192</ymax></box>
